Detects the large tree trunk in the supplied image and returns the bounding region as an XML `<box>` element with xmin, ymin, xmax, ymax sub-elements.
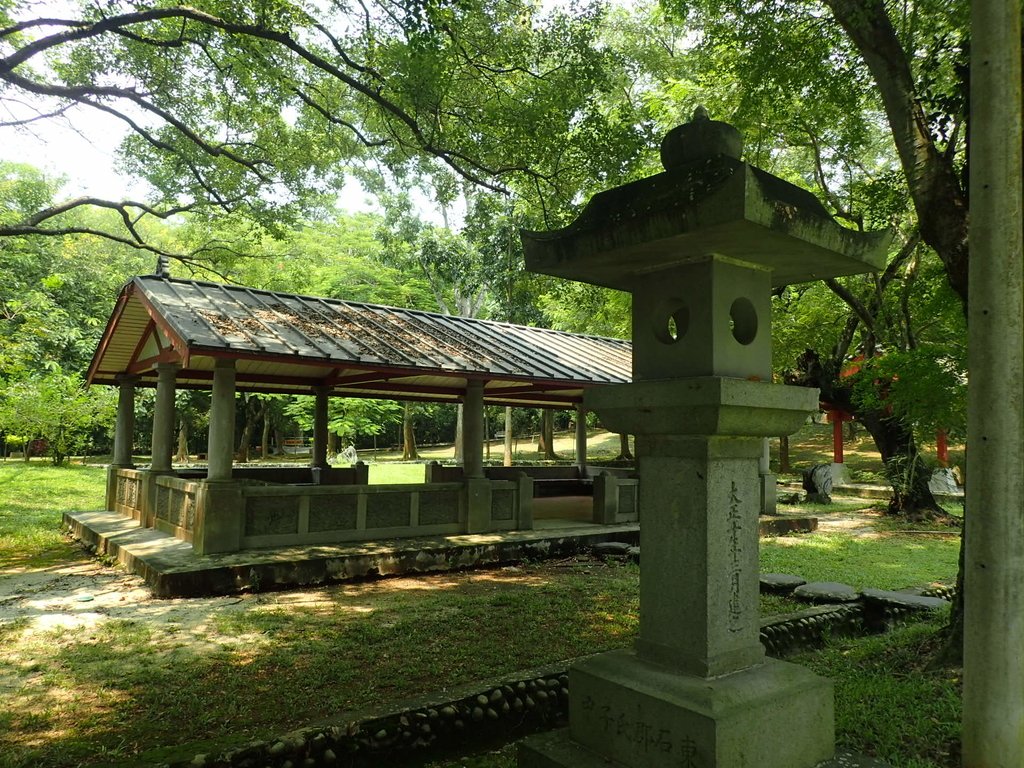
<box><xmin>175</xmin><ymin>420</ymin><xmax>188</xmax><ymax>463</ymax></box>
<box><xmin>789</xmin><ymin>349</ymin><xmax>943</xmax><ymax>518</ymax></box>
<box><xmin>616</xmin><ymin>432</ymin><xmax>634</xmax><ymax>462</ymax></box>
<box><xmin>261</xmin><ymin>416</ymin><xmax>271</xmax><ymax>458</ymax></box>
<box><xmin>454</xmin><ymin>403</ymin><xmax>464</xmax><ymax>461</ymax></box>
<box><xmin>537</xmin><ymin>409</ymin><xmax>558</xmax><ymax>460</ymax></box>
<box><xmin>857</xmin><ymin>410</ymin><xmax>944</xmax><ymax>519</ymax></box>
<box><xmin>235</xmin><ymin>395</ymin><xmax>267</xmax><ymax>464</ymax></box>
<box><xmin>778</xmin><ymin>435</ymin><xmax>791</xmax><ymax>474</ymax></box>
<box><xmin>824</xmin><ymin>0</ymin><xmax>969</xmax><ymax>306</ymax></box>
<box><xmin>402</xmin><ymin>403</ymin><xmax>418</xmax><ymax>460</ymax></box>
<box><xmin>503</xmin><ymin>407</ymin><xmax>513</xmax><ymax>466</ymax></box>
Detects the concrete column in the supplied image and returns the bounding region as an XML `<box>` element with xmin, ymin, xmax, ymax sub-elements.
<box><xmin>207</xmin><ymin>359</ymin><xmax>237</xmax><ymax>482</ymax></box>
<box><xmin>112</xmin><ymin>375</ymin><xmax>138</xmax><ymax>467</ymax></box>
<box><xmin>312</xmin><ymin>385</ymin><xmax>329</xmax><ymax>470</ymax></box>
<box><xmin>463</xmin><ymin>380</ymin><xmax>485</xmax><ymax>479</ymax></box>
<box><xmin>150</xmin><ymin>363</ymin><xmax>178</xmax><ymax>472</ymax></box>
<box><xmin>575</xmin><ymin>406</ymin><xmax>588</xmax><ymax>474</ymax></box>
<box><xmin>964</xmin><ymin>0</ymin><xmax>1024</xmax><ymax>764</ymax></box>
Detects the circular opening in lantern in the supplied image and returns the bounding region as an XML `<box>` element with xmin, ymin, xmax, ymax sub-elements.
<box><xmin>654</xmin><ymin>302</ymin><xmax>690</xmax><ymax>344</ymax></box>
<box><xmin>730</xmin><ymin>297</ymin><xmax>757</xmax><ymax>345</ymax></box>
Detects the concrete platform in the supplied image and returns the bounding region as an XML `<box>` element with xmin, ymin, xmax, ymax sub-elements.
<box><xmin>63</xmin><ymin>509</ymin><xmax>641</xmax><ymax>598</ymax></box>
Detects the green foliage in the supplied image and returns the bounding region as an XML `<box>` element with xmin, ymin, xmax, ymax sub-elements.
<box><xmin>3</xmin><ymin>0</ymin><xmax>655</xmax><ymax>237</ymax></box>
<box><xmin>803</xmin><ymin>619</ymin><xmax>961</xmax><ymax>767</ymax></box>
<box><xmin>848</xmin><ymin>349</ymin><xmax>966</xmax><ymax>439</ymax></box>
<box><xmin>0</xmin><ymin>373</ymin><xmax>116</xmax><ymax>465</ymax></box>
<box><xmin>283</xmin><ymin>395</ymin><xmax>402</xmax><ymax>444</ymax></box>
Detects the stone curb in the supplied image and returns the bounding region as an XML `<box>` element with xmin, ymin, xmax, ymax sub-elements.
<box><xmin>171</xmin><ymin>583</ymin><xmax>953</xmax><ymax>768</ymax></box>
<box><xmin>167</xmin><ymin>662</ymin><xmax>572</xmax><ymax>768</ymax></box>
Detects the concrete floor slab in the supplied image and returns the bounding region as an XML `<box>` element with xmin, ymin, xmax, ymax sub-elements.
<box><xmin>63</xmin><ymin>509</ymin><xmax>640</xmax><ymax>598</ymax></box>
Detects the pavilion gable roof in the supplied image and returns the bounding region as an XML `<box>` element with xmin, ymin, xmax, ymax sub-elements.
<box><xmin>87</xmin><ymin>276</ymin><xmax>633</xmax><ymax>408</ymax></box>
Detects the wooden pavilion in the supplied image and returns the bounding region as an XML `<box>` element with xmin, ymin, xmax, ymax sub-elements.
<box><xmin>87</xmin><ymin>275</ymin><xmax>639</xmax><ymax>554</ymax></box>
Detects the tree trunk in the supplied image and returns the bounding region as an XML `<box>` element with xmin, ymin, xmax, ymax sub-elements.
<box><xmin>789</xmin><ymin>349</ymin><xmax>943</xmax><ymax>518</ymax></box>
<box><xmin>327</xmin><ymin>431</ymin><xmax>338</xmax><ymax>461</ymax></box>
<box><xmin>616</xmin><ymin>432</ymin><xmax>634</xmax><ymax>462</ymax></box>
<box><xmin>402</xmin><ymin>403</ymin><xmax>418</xmax><ymax>460</ymax></box>
<box><xmin>175</xmin><ymin>420</ymin><xmax>189</xmax><ymax>463</ymax></box>
<box><xmin>932</xmin><ymin>516</ymin><xmax>966</xmax><ymax>668</ymax></box>
<box><xmin>454</xmin><ymin>403</ymin><xmax>464</xmax><ymax>461</ymax></box>
<box><xmin>236</xmin><ymin>411</ymin><xmax>254</xmax><ymax>463</ymax></box>
<box><xmin>236</xmin><ymin>395</ymin><xmax>267</xmax><ymax>464</ymax></box>
<box><xmin>824</xmin><ymin>0</ymin><xmax>969</xmax><ymax>306</ymax></box>
<box><xmin>537</xmin><ymin>409</ymin><xmax>558</xmax><ymax>460</ymax></box>
<box><xmin>503</xmin><ymin>407</ymin><xmax>513</xmax><ymax>466</ymax></box>
<box><xmin>261</xmin><ymin>416</ymin><xmax>271</xmax><ymax>458</ymax></box>
<box><xmin>857</xmin><ymin>410</ymin><xmax>943</xmax><ymax>518</ymax></box>
<box><xmin>779</xmin><ymin>435</ymin><xmax>791</xmax><ymax>474</ymax></box>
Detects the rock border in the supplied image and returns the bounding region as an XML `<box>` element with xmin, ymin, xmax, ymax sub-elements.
<box><xmin>170</xmin><ymin>577</ymin><xmax>952</xmax><ymax>768</ymax></box>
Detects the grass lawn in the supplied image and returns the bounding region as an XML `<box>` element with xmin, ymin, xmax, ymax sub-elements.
<box><xmin>0</xmin><ymin>443</ymin><xmax>963</xmax><ymax>768</ymax></box>
<box><xmin>424</xmin><ymin>617</ymin><xmax>962</xmax><ymax>768</ymax></box>
<box><xmin>0</xmin><ymin>460</ymin><xmax>107</xmax><ymax>570</ymax></box>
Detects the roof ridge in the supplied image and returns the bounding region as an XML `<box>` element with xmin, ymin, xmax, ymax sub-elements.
<box><xmin>133</xmin><ymin>275</ymin><xmax>629</xmax><ymax>344</ymax></box>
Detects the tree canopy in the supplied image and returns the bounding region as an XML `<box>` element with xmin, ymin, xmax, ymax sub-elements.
<box><xmin>0</xmin><ymin>0</ymin><xmax>654</xmax><ymax>258</ymax></box>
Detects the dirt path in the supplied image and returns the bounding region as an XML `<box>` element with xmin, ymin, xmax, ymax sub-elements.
<box><xmin>814</xmin><ymin>507</ymin><xmax>886</xmax><ymax>537</ymax></box>
<box><xmin>0</xmin><ymin>507</ymin><xmax>887</xmax><ymax>643</ymax></box>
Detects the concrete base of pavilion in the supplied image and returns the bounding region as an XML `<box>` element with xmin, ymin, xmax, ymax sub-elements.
<box><xmin>62</xmin><ymin>502</ymin><xmax>640</xmax><ymax>598</ymax></box>
<box><xmin>63</xmin><ymin>500</ymin><xmax>818</xmax><ymax>598</ymax></box>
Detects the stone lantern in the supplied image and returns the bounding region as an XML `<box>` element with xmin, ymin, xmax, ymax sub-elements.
<box><xmin>517</xmin><ymin>109</ymin><xmax>889</xmax><ymax>768</ymax></box>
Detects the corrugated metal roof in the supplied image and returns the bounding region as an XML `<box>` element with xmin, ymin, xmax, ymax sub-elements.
<box><xmin>87</xmin><ymin>276</ymin><xmax>633</xmax><ymax>407</ymax></box>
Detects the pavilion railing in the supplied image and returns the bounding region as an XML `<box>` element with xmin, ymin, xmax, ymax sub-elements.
<box><xmin>237</xmin><ymin>480</ymin><xmax>524</xmax><ymax>550</ymax></box>
<box><xmin>109</xmin><ymin>467</ymin><xmax>146</xmax><ymax>521</ymax></box>
<box><xmin>154</xmin><ymin>476</ymin><xmax>202</xmax><ymax>541</ymax></box>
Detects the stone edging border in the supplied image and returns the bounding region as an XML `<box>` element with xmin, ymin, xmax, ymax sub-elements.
<box><xmin>170</xmin><ymin>583</ymin><xmax>953</xmax><ymax>768</ymax></box>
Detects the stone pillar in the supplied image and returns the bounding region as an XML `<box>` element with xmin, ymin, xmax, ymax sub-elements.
<box><xmin>150</xmin><ymin>363</ymin><xmax>178</xmax><ymax>473</ymax></box>
<box><xmin>312</xmin><ymin>385</ymin><xmax>329</xmax><ymax>471</ymax></box>
<box><xmin>964</xmin><ymin>0</ymin><xmax>1024</xmax><ymax>763</ymax></box>
<box><xmin>463</xmin><ymin>380</ymin><xmax>485</xmax><ymax>479</ymax></box>
<box><xmin>112</xmin><ymin>375</ymin><xmax>138</xmax><ymax>467</ymax></box>
<box><xmin>207</xmin><ymin>359</ymin><xmax>236</xmax><ymax>482</ymax></box>
<box><xmin>575</xmin><ymin>406</ymin><xmax>588</xmax><ymax>475</ymax></box>
<box><xmin>519</xmin><ymin>110</ymin><xmax>889</xmax><ymax>768</ymax></box>
<box><xmin>107</xmin><ymin>374</ymin><xmax>139</xmax><ymax>513</ymax></box>
<box><xmin>592</xmin><ymin>471</ymin><xmax>619</xmax><ymax>524</ymax></box>
<box><xmin>565</xmin><ymin>286</ymin><xmax>831</xmax><ymax>768</ymax></box>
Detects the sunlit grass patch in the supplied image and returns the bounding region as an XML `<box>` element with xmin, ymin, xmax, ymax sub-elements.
<box><xmin>0</xmin><ymin>463</ymin><xmax>106</xmax><ymax>570</ymax></box>
<box><xmin>761</xmin><ymin>532</ymin><xmax>959</xmax><ymax>591</ymax></box>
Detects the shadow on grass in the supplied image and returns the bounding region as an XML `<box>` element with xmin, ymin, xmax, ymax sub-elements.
<box><xmin>1</xmin><ymin>561</ymin><xmax>641</xmax><ymax>768</ymax></box>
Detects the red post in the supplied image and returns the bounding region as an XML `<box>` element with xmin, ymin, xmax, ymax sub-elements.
<box><xmin>832</xmin><ymin>415</ymin><xmax>844</xmax><ymax>464</ymax></box>
<box><xmin>936</xmin><ymin>429</ymin><xmax>949</xmax><ymax>467</ymax></box>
